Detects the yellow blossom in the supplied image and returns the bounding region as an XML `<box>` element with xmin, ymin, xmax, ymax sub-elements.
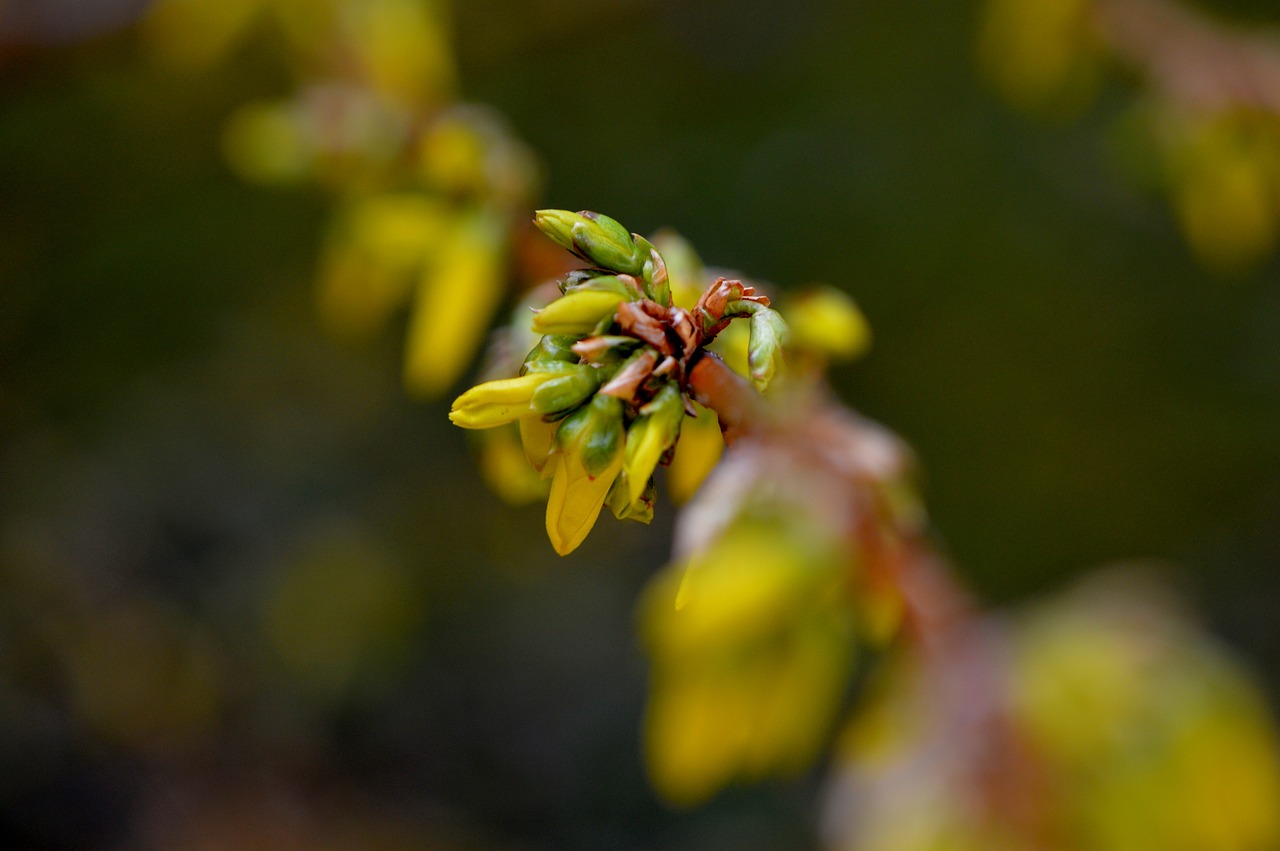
<box><xmin>448</xmin><ymin>372</ymin><xmax>565</xmax><ymax>430</ymax></box>
<box><xmin>784</xmin><ymin>285</ymin><xmax>871</xmax><ymax>362</ymax></box>
<box><xmin>641</xmin><ymin>526</ymin><xmax>852</xmax><ymax>806</ymax></box>
<box><xmin>531</xmin><ymin>289</ymin><xmax>627</xmax><ymax>336</ymax></box>
<box><xmin>404</xmin><ymin>211</ymin><xmax>505</xmax><ymax>397</ymax></box>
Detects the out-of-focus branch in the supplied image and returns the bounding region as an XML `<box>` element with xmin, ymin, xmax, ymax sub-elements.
<box><xmin>1095</xmin><ymin>0</ymin><xmax>1280</xmax><ymax>112</ymax></box>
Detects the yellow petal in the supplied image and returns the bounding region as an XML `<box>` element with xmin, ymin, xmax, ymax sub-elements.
<box><xmin>519</xmin><ymin>415</ymin><xmax>559</xmax><ymax>473</ymax></box>
<box><xmin>625</xmin><ymin>418</ymin><xmax>670</xmax><ymax>506</ymax></box>
<box><xmin>448</xmin><ymin>373</ymin><xmax>558</xmax><ymax>429</ymax></box>
<box><xmin>545</xmin><ymin>451</ymin><xmax>622</xmax><ymax>556</ymax></box>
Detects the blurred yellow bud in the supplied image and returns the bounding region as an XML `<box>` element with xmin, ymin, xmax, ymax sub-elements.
<box><xmin>404</xmin><ymin>212</ymin><xmax>506</xmax><ymax>397</ymax></box>
<box><xmin>344</xmin><ymin>0</ymin><xmax>455</xmax><ymax>107</ymax></box>
<box><xmin>1174</xmin><ymin>144</ymin><xmax>1277</xmax><ymax>274</ymax></box>
<box><xmin>640</xmin><ymin>526</ymin><xmax>852</xmax><ymax>806</ymax></box>
<box><xmin>665</xmin><ymin>402</ymin><xmax>724</xmax><ymax>504</ymax></box>
<box><xmin>650</xmin><ymin>229</ymin><xmax>707</xmax><ymax>311</ymax></box>
<box><xmin>978</xmin><ymin>0</ymin><xmax>1102</xmax><ymax>118</ymax></box>
<box><xmin>267</xmin><ymin>533</ymin><xmax>422</xmax><ymax>699</ymax></box>
<box><xmin>785</xmin><ymin>285</ymin><xmax>872</xmax><ymax>362</ymax></box>
<box><xmin>476</xmin><ymin>423</ymin><xmax>550</xmax><ymax>505</ymax></box>
<box><xmin>222</xmin><ymin>100</ymin><xmax>311</xmax><ymax>184</ymax></box>
<box><xmin>419</xmin><ymin>116</ymin><xmax>487</xmax><ymax>196</ymax></box>
<box><xmin>1011</xmin><ymin>574</ymin><xmax>1280</xmax><ymax>851</ymax></box>
<box><xmin>318</xmin><ymin>194</ymin><xmax>448</xmax><ymax>340</ymax></box>
<box><xmin>709</xmin><ymin>319</ymin><xmax>751</xmax><ymax>378</ymax></box>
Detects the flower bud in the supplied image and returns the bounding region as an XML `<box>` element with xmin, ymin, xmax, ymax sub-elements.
<box><xmin>622</xmin><ymin>383</ymin><xmax>685</xmax><ymax>506</ymax></box>
<box><xmin>519</xmin><ymin>414</ymin><xmax>559</xmax><ymax>473</ymax></box>
<box><xmin>522</xmin><ymin>334</ymin><xmax>580</xmax><ymax>370</ymax></box>
<box><xmin>544</xmin><ymin>394</ymin><xmax>625</xmax><ymax>555</ymax></box>
<box><xmin>746</xmin><ymin>305</ymin><xmax>789</xmax><ymax>392</ymax></box>
<box><xmin>665</xmin><ymin>402</ymin><xmax>724</xmax><ymax>504</ymax></box>
<box><xmin>784</xmin><ymin>285</ymin><xmax>870</xmax><ymax>361</ymax></box>
<box><xmin>532</xmin><ymin>289</ymin><xmax>627</xmax><ymax>336</ymax></box>
<box><xmin>530</xmin><ymin>366</ymin><xmax>600</xmax><ymax>416</ymax></box>
<box><xmin>634</xmin><ymin>234</ymin><xmax>672</xmax><ymax>306</ymax></box>
<box><xmin>448</xmin><ymin>368</ymin><xmax>571</xmax><ymax>429</ymax></box>
<box><xmin>609</xmin><ymin>475</ymin><xmax>655</xmax><ymax>524</ymax></box>
<box><xmin>562</xmin><ymin>273</ymin><xmax>640</xmax><ymax>299</ymax></box>
<box><xmin>534</xmin><ymin>209</ymin><xmax>645</xmax><ymax>275</ymax></box>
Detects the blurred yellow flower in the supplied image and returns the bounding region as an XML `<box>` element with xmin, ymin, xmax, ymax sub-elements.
<box><xmin>641</xmin><ymin>524</ymin><xmax>854</xmax><ymax>807</ymax></box>
<box><xmin>404</xmin><ymin>210</ymin><xmax>507</xmax><ymax>397</ymax></box>
<box><xmin>978</xmin><ymin>0</ymin><xmax>1103</xmax><ymax>118</ymax></box>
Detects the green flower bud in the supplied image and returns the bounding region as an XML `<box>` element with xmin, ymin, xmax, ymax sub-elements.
<box><xmin>532</xmin><ymin>289</ymin><xmax>627</xmax><ymax>336</ymax></box>
<box><xmin>530</xmin><ymin>366</ymin><xmax>600</xmax><ymax>416</ymax></box>
<box><xmin>746</xmin><ymin>304</ymin><xmax>789</xmax><ymax>392</ymax></box>
<box><xmin>556</xmin><ymin>393</ymin><xmax>625</xmax><ymax>478</ymax></box>
<box><xmin>608</xmin><ymin>474</ymin><xmax>655</xmax><ymax>524</ymax></box>
<box><xmin>523</xmin><ymin>334</ymin><xmax>581</xmax><ymax>371</ymax></box>
<box><xmin>534</xmin><ymin>209</ymin><xmax>644</xmax><ymax>275</ymax></box>
<box><xmin>633</xmin><ymin>234</ymin><xmax>672</xmax><ymax>307</ymax></box>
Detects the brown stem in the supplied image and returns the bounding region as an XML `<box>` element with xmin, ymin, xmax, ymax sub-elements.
<box><xmin>1094</xmin><ymin>0</ymin><xmax>1280</xmax><ymax>112</ymax></box>
<box><xmin>685</xmin><ymin>351</ymin><xmax>764</xmax><ymax>445</ymax></box>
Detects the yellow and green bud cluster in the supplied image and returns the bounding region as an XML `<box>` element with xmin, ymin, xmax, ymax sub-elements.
<box><xmin>450</xmin><ymin>210</ymin><xmax>792</xmax><ymax>555</ymax></box>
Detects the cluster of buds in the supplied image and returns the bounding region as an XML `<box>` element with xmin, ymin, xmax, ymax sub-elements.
<box><xmin>449</xmin><ymin>210</ymin><xmax>790</xmax><ymax>555</ymax></box>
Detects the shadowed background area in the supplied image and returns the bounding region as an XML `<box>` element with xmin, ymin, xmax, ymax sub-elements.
<box><xmin>1</xmin><ymin>0</ymin><xmax>1278</xmax><ymax>848</ymax></box>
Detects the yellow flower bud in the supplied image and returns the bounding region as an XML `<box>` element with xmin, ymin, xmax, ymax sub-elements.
<box><xmin>448</xmin><ymin>372</ymin><xmax>563</xmax><ymax>429</ymax></box>
<box><xmin>622</xmin><ymin>383</ymin><xmax>684</xmax><ymax>506</ymax></box>
<box><xmin>531</xmin><ymin>289</ymin><xmax>627</xmax><ymax>337</ymax></box>
<box><xmin>784</xmin><ymin>285</ymin><xmax>871</xmax><ymax>362</ymax></box>
<box><xmin>519</xmin><ymin>414</ymin><xmax>559</xmax><ymax>473</ymax></box>
<box><xmin>640</xmin><ymin>526</ymin><xmax>852</xmax><ymax>806</ymax></box>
